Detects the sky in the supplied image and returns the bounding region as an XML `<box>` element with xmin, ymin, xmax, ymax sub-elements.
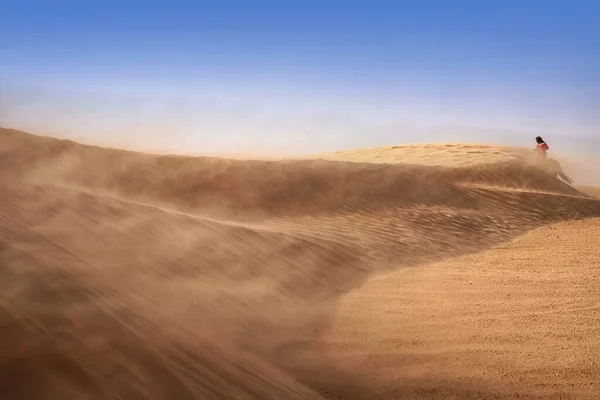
<box><xmin>1</xmin><ymin>0</ymin><xmax>598</xmax><ymax>157</ymax></box>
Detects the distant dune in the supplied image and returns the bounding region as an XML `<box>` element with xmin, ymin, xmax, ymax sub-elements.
<box><xmin>1</xmin><ymin>127</ymin><xmax>599</xmax><ymax>399</ymax></box>
<box><xmin>579</xmin><ymin>186</ymin><xmax>600</xmax><ymax>199</ymax></box>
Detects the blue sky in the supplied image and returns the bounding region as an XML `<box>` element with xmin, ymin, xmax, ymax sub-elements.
<box><xmin>1</xmin><ymin>0</ymin><xmax>598</xmax><ymax>156</ymax></box>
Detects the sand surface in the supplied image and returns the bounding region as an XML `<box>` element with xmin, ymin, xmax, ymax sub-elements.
<box><xmin>1</xmin><ymin>127</ymin><xmax>599</xmax><ymax>399</ymax></box>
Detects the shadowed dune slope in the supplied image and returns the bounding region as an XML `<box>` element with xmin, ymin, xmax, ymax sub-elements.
<box><xmin>1</xmin><ymin>127</ymin><xmax>599</xmax><ymax>399</ymax></box>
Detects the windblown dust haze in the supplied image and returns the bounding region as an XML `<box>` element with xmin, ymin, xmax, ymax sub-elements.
<box><xmin>1</xmin><ymin>127</ymin><xmax>600</xmax><ymax>399</ymax></box>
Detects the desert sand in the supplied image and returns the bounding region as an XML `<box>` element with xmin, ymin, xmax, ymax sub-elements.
<box><xmin>1</xmin><ymin>127</ymin><xmax>599</xmax><ymax>399</ymax></box>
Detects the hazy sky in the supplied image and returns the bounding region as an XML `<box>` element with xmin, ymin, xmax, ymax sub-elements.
<box><xmin>1</xmin><ymin>0</ymin><xmax>598</xmax><ymax>155</ymax></box>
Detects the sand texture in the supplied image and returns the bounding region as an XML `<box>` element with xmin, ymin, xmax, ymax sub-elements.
<box><xmin>1</xmin><ymin>127</ymin><xmax>599</xmax><ymax>399</ymax></box>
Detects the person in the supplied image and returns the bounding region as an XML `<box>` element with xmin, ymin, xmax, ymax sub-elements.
<box><xmin>533</xmin><ymin>135</ymin><xmax>572</xmax><ymax>183</ymax></box>
<box><xmin>535</xmin><ymin>136</ymin><xmax>549</xmax><ymax>159</ymax></box>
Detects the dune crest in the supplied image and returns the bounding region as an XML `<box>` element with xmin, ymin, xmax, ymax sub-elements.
<box><xmin>1</xmin><ymin>127</ymin><xmax>599</xmax><ymax>399</ymax></box>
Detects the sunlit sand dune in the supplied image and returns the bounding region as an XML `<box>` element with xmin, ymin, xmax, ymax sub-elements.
<box><xmin>1</xmin><ymin>127</ymin><xmax>599</xmax><ymax>399</ymax></box>
<box><xmin>579</xmin><ymin>186</ymin><xmax>600</xmax><ymax>199</ymax></box>
<box><xmin>321</xmin><ymin>218</ymin><xmax>600</xmax><ymax>399</ymax></box>
<box><xmin>314</xmin><ymin>143</ymin><xmax>531</xmax><ymax>166</ymax></box>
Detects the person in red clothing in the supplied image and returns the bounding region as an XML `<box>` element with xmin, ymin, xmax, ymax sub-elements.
<box><xmin>532</xmin><ymin>135</ymin><xmax>573</xmax><ymax>184</ymax></box>
<box><xmin>535</xmin><ymin>136</ymin><xmax>549</xmax><ymax>158</ymax></box>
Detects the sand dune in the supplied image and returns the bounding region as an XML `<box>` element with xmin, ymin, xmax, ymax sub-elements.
<box><xmin>1</xmin><ymin>127</ymin><xmax>599</xmax><ymax>399</ymax></box>
<box><xmin>322</xmin><ymin>218</ymin><xmax>600</xmax><ymax>399</ymax></box>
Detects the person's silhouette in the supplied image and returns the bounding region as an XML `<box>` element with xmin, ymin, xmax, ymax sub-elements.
<box><xmin>535</xmin><ymin>136</ymin><xmax>549</xmax><ymax>159</ymax></box>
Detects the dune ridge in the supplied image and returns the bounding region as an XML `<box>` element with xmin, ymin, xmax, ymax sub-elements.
<box><xmin>1</xmin><ymin>127</ymin><xmax>599</xmax><ymax>399</ymax></box>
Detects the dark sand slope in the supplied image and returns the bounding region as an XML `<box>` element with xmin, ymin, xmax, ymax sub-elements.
<box><xmin>1</xmin><ymin>127</ymin><xmax>599</xmax><ymax>399</ymax></box>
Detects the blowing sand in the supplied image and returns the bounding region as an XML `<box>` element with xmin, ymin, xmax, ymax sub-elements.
<box><xmin>1</xmin><ymin>127</ymin><xmax>599</xmax><ymax>399</ymax></box>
